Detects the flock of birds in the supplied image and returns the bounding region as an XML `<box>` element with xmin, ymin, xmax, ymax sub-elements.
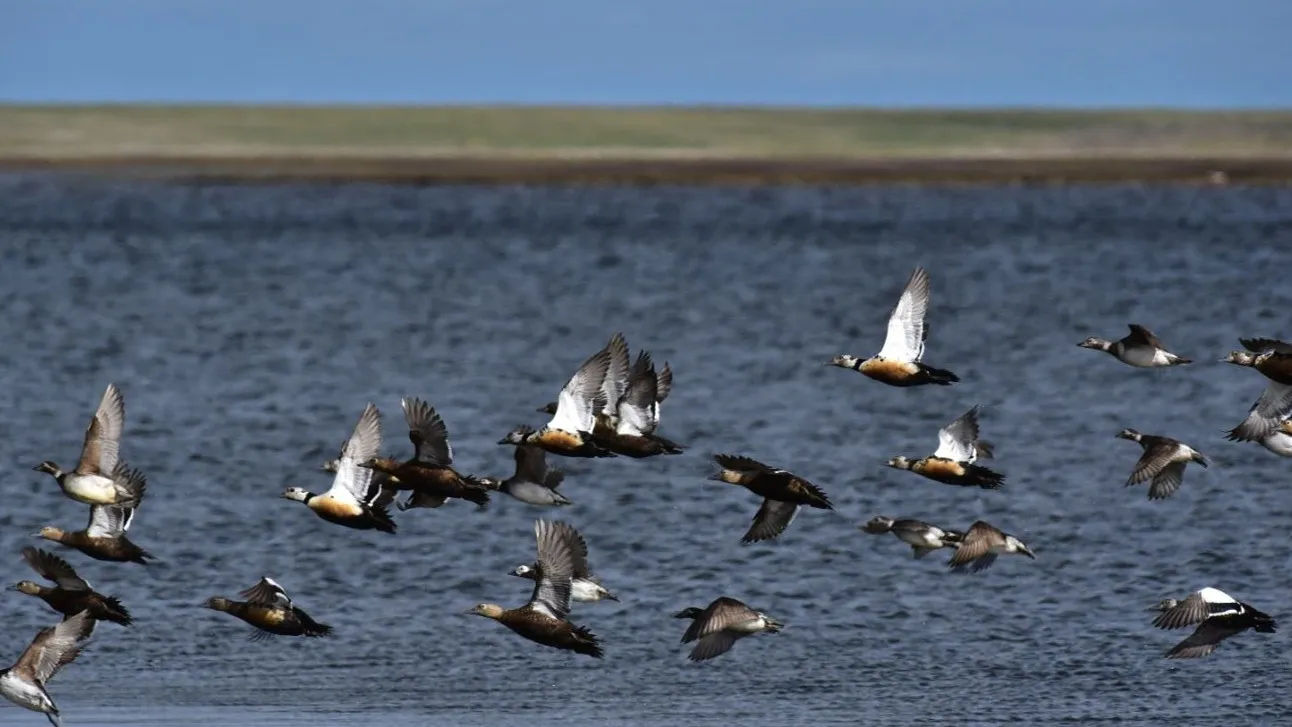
<box><xmin>4</xmin><ymin>266</ymin><xmax>1291</xmax><ymax>725</ymax></box>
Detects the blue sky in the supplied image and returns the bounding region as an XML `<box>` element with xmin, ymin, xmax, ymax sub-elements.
<box><xmin>2</xmin><ymin>0</ymin><xmax>1288</xmax><ymax>107</ymax></box>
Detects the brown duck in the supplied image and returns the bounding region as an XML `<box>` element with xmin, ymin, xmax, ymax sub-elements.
<box><xmin>709</xmin><ymin>455</ymin><xmax>833</xmax><ymax>544</ymax></box>
<box><xmin>1226</xmin><ymin>338</ymin><xmax>1292</xmax><ymax>386</ymax></box>
<box><xmin>468</xmin><ymin>520</ymin><xmax>603</xmax><ymax>658</ymax></box>
<box><xmin>33</xmin><ymin>383</ymin><xmax>144</xmax><ymax>507</ymax></box>
<box><xmin>36</xmin><ymin>465</ymin><xmax>155</xmax><ymax>565</ymax></box>
<box><xmin>359</xmin><ymin>397</ymin><xmax>490</xmax><ymax>509</ymax></box>
<box><xmin>205</xmin><ymin>577</ymin><xmax>332</xmax><ymax>641</ymax></box>
<box><xmin>11</xmin><ymin>547</ymin><xmax>131</xmax><ymax>626</ymax></box>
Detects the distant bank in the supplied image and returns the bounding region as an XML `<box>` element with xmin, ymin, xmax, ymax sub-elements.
<box><xmin>2</xmin><ymin>105</ymin><xmax>1290</xmax><ymax>184</ymax></box>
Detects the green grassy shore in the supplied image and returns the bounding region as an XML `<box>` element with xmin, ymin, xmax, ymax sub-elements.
<box><xmin>3</xmin><ymin>105</ymin><xmax>1291</xmax><ymax>184</ymax></box>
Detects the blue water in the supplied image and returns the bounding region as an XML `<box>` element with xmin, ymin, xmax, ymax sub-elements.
<box><xmin>0</xmin><ymin>176</ymin><xmax>1290</xmax><ymax>726</ymax></box>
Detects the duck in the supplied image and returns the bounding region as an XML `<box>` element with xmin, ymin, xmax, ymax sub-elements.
<box><xmin>709</xmin><ymin>454</ymin><xmax>833</xmax><ymax>544</ymax></box>
<box><xmin>282</xmin><ymin>403</ymin><xmax>397</xmax><ymax>534</ymax></box>
<box><xmin>1149</xmin><ymin>587</ymin><xmax>1276</xmax><ymax>659</ymax></box>
<box><xmin>827</xmin><ymin>266</ymin><xmax>959</xmax><ymax>386</ymax></box>
<box><xmin>1225</xmin><ymin>338</ymin><xmax>1292</xmax><ymax>385</ymax></box>
<box><xmin>205</xmin><ymin>577</ymin><xmax>332</xmax><ymax>642</ymax></box>
<box><xmin>673</xmin><ymin>597</ymin><xmax>782</xmax><ymax>662</ymax></box>
<box><xmin>36</xmin><ymin>465</ymin><xmax>155</xmax><ymax>565</ymax></box>
<box><xmin>886</xmin><ymin>405</ymin><xmax>1004</xmax><ymax>490</ymax></box>
<box><xmin>1077</xmin><ymin>324</ymin><xmax>1191</xmax><ymax>367</ymax></box>
<box><xmin>472</xmin><ymin>445</ymin><xmax>571</xmax><ymax>508</ymax></box>
<box><xmin>33</xmin><ymin>384</ymin><xmax>142</xmax><ymax>507</ymax></box>
<box><xmin>539</xmin><ymin>344</ymin><xmax>675</xmax><ymax>435</ymax></box>
<box><xmin>500</xmin><ymin>346</ymin><xmax>616</xmax><ymax>458</ymax></box>
<box><xmin>1223</xmin><ymin>368</ymin><xmax>1292</xmax><ymax>444</ymax></box>
<box><xmin>359</xmin><ymin>397</ymin><xmax>490</xmax><ymax>509</ymax></box>
<box><xmin>590</xmin><ymin>351</ymin><xmax>685</xmax><ymax>458</ymax></box>
<box><xmin>1249</xmin><ymin>419</ymin><xmax>1292</xmax><ymax>457</ymax></box>
<box><xmin>1116</xmin><ymin>428</ymin><xmax>1208</xmax><ymax>500</ymax></box>
<box><xmin>11</xmin><ymin>547</ymin><xmax>131</xmax><ymax>626</ymax></box>
<box><xmin>0</xmin><ymin>610</ymin><xmax>94</xmax><ymax>727</ymax></box>
<box><xmin>467</xmin><ymin>520</ymin><xmax>603</xmax><ymax>658</ymax></box>
<box><xmin>508</xmin><ymin>524</ymin><xmax>617</xmax><ymax>603</ymax></box>
<box><xmin>947</xmin><ymin>521</ymin><xmax>1034</xmax><ymax>573</ymax></box>
<box><xmin>861</xmin><ymin>516</ymin><xmax>964</xmax><ymax>559</ymax></box>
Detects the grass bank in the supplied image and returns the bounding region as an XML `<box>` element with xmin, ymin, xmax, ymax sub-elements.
<box><xmin>2</xmin><ymin>105</ymin><xmax>1290</xmax><ymax>184</ymax></box>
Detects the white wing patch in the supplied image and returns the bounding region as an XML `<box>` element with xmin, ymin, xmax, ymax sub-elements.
<box><xmin>325</xmin><ymin>404</ymin><xmax>381</xmax><ymax>505</ymax></box>
<box><xmin>1198</xmin><ymin>587</ymin><xmax>1236</xmax><ymax>604</ymax></box>
<box><xmin>548</xmin><ymin>351</ymin><xmax>610</xmax><ymax>434</ymax></box>
<box><xmin>876</xmin><ymin>267</ymin><xmax>931</xmax><ymax>363</ymax></box>
<box><xmin>933</xmin><ymin>406</ymin><xmax>979</xmax><ymax>462</ymax></box>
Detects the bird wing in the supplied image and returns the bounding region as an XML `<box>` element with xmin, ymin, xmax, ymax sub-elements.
<box><xmin>682</xmin><ymin>597</ymin><xmax>758</xmax><ymax>642</ymax></box>
<box><xmin>933</xmin><ymin>406</ymin><xmax>981</xmax><ymax>462</ymax></box>
<box><xmin>1165</xmin><ymin>621</ymin><xmax>1243</xmax><ymax>659</ymax></box>
<box><xmin>655</xmin><ymin>361</ymin><xmax>673</xmax><ymax>404</ymax></box>
<box><xmin>1151</xmin><ymin>592</ymin><xmax>1211</xmax><ymax>629</ymax></box>
<box><xmin>75</xmin><ymin>383</ymin><xmax>125</xmax><ymax>476</ymax></box>
<box><xmin>598</xmin><ymin>333</ymin><xmax>632</xmax><ymax>419</ymax></box>
<box><xmin>85</xmin><ymin>504</ymin><xmax>132</xmax><ymax>538</ymax></box>
<box><xmin>947</xmin><ymin>521</ymin><xmax>1000</xmax><ymax>571</ymax></box>
<box><xmin>547</xmin><ymin>349</ymin><xmax>612</xmax><ymax>434</ymax></box>
<box><xmin>877</xmin><ymin>267</ymin><xmax>930</xmax><ymax>363</ymax></box>
<box><xmin>22</xmin><ymin>547</ymin><xmax>91</xmax><ymax>591</ymax></box>
<box><xmin>1241</xmin><ymin>337</ymin><xmax>1292</xmax><ymax>354</ymax></box>
<box><xmin>528</xmin><ymin>520</ymin><xmax>577</xmax><ymax>620</ymax></box>
<box><xmin>616</xmin><ymin>354</ymin><xmax>660</xmax><ymax>436</ymax></box>
<box><xmin>1148</xmin><ymin>462</ymin><xmax>1187</xmax><ymax>500</ymax></box>
<box><xmin>1126</xmin><ymin>440</ymin><xmax>1178</xmax><ymax>485</ymax></box>
<box><xmin>16</xmin><ymin>611</ymin><xmax>95</xmax><ymax>684</ymax></box>
<box><xmin>513</xmin><ymin>444</ymin><xmax>550</xmax><ymax>483</ymax></box>
<box><xmin>713</xmin><ymin>454</ymin><xmax>775</xmax><ymax>475</ymax></box>
<box><xmin>325</xmin><ymin>404</ymin><xmax>382</xmax><ymax>505</ymax></box>
<box><xmin>741</xmin><ymin>499</ymin><xmax>800</xmax><ymax>544</ymax></box>
<box><xmin>239</xmin><ymin>577</ymin><xmax>293</xmax><ymax>608</ymax></box>
<box><xmin>1126</xmin><ymin>324</ymin><xmax>1164</xmax><ymax>349</ymax></box>
<box><xmin>402</xmin><ymin>397</ymin><xmax>452</xmax><ymax>466</ymax></box>
<box><xmin>1227</xmin><ymin>383</ymin><xmax>1292</xmax><ymax>442</ymax></box>
<box><xmin>688</xmin><ymin>631</ymin><xmax>740</xmax><ymax>661</ymax></box>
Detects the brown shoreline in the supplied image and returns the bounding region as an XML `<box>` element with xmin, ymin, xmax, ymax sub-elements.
<box><xmin>2</xmin><ymin>155</ymin><xmax>1289</xmax><ymax>185</ymax></box>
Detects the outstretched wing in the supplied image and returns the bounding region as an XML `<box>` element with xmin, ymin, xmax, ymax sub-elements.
<box><xmin>877</xmin><ymin>267</ymin><xmax>930</xmax><ymax>363</ymax></box>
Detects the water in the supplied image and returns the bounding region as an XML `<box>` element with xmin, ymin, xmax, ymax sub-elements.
<box><xmin>0</xmin><ymin>176</ymin><xmax>1290</xmax><ymax>726</ymax></box>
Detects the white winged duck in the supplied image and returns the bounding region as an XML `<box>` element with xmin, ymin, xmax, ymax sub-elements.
<box><xmin>37</xmin><ymin>465</ymin><xmax>154</xmax><ymax>565</ymax></box>
<box><xmin>827</xmin><ymin>267</ymin><xmax>959</xmax><ymax>386</ymax></box>
<box><xmin>1149</xmin><ymin>587</ymin><xmax>1275</xmax><ymax>659</ymax></box>
<box><xmin>205</xmin><ymin>577</ymin><xmax>332</xmax><ymax>641</ymax></box>
<box><xmin>282</xmin><ymin>404</ymin><xmax>396</xmax><ymax>533</ymax></box>
<box><xmin>509</xmin><ymin>524</ymin><xmax>617</xmax><ymax>602</ymax></box>
<box><xmin>887</xmin><ymin>405</ymin><xmax>1003</xmax><ymax>489</ymax></box>
<box><xmin>500</xmin><ymin>346</ymin><xmax>616</xmax><ymax>458</ymax></box>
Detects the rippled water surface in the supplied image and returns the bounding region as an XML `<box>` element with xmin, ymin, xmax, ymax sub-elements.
<box><xmin>1</xmin><ymin>176</ymin><xmax>1291</xmax><ymax>726</ymax></box>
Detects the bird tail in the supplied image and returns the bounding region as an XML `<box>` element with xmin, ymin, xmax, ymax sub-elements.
<box><xmin>918</xmin><ymin>363</ymin><xmax>960</xmax><ymax>385</ymax></box>
<box><xmin>100</xmin><ymin>595</ymin><xmax>133</xmax><ymax>626</ymax></box>
<box><xmin>1251</xmin><ymin>608</ymin><xmax>1277</xmax><ymax>633</ymax></box>
<box><xmin>1192</xmin><ymin>451</ymin><xmax>1210</xmax><ymax>468</ymax></box>
<box><xmin>966</xmin><ymin>465</ymin><xmax>1006</xmax><ymax>490</ymax></box>
<box><xmin>571</xmin><ymin>625</ymin><xmax>604</xmax><ymax>658</ymax></box>
<box><xmin>461</xmin><ymin>478</ymin><xmax>492</xmax><ymax>508</ymax></box>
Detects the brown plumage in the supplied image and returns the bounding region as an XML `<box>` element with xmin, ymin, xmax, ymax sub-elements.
<box><xmin>502</xmin><ymin>346</ymin><xmax>617</xmax><ymax>458</ymax></box>
<box><xmin>13</xmin><ymin>547</ymin><xmax>132</xmax><ymax>626</ymax></box>
<box><xmin>709</xmin><ymin>455</ymin><xmax>833</xmax><ymax>544</ymax></box>
<box><xmin>283</xmin><ymin>404</ymin><xmax>396</xmax><ymax>534</ymax></box>
<box><xmin>205</xmin><ymin>577</ymin><xmax>332</xmax><ymax>641</ymax></box>
<box><xmin>468</xmin><ymin>520</ymin><xmax>603</xmax><ymax>658</ymax></box>
<box><xmin>1227</xmin><ymin>339</ymin><xmax>1292</xmax><ymax>386</ymax></box>
<box><xmin>359</xmin><ymin>397</ymin><xmax>490</xmax><ymax>508</ymax></box>
<box><xmin>37</xmin><ymin>465</ymin><xmax>155</xmax><ymax>565</ymax></box>
<box><xmin>888</xmin><ymin>456</ymin><xmax>1005</xmax><ymax>490</ymax></box>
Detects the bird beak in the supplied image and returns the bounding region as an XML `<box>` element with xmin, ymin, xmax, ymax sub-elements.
<box><xmin>496</xmin><ymin>437</ymin><xmax>511</xmax><ymax>445</ymax></box>
<box><xmin>461</xmin><ymin>608</ymin><xmax>477</xmax><ymax>616</ymax></box>
<box><xmin>706</xmin><ymin>473</ymin><xmax>723</xmax><ymax>482</ymax></box>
